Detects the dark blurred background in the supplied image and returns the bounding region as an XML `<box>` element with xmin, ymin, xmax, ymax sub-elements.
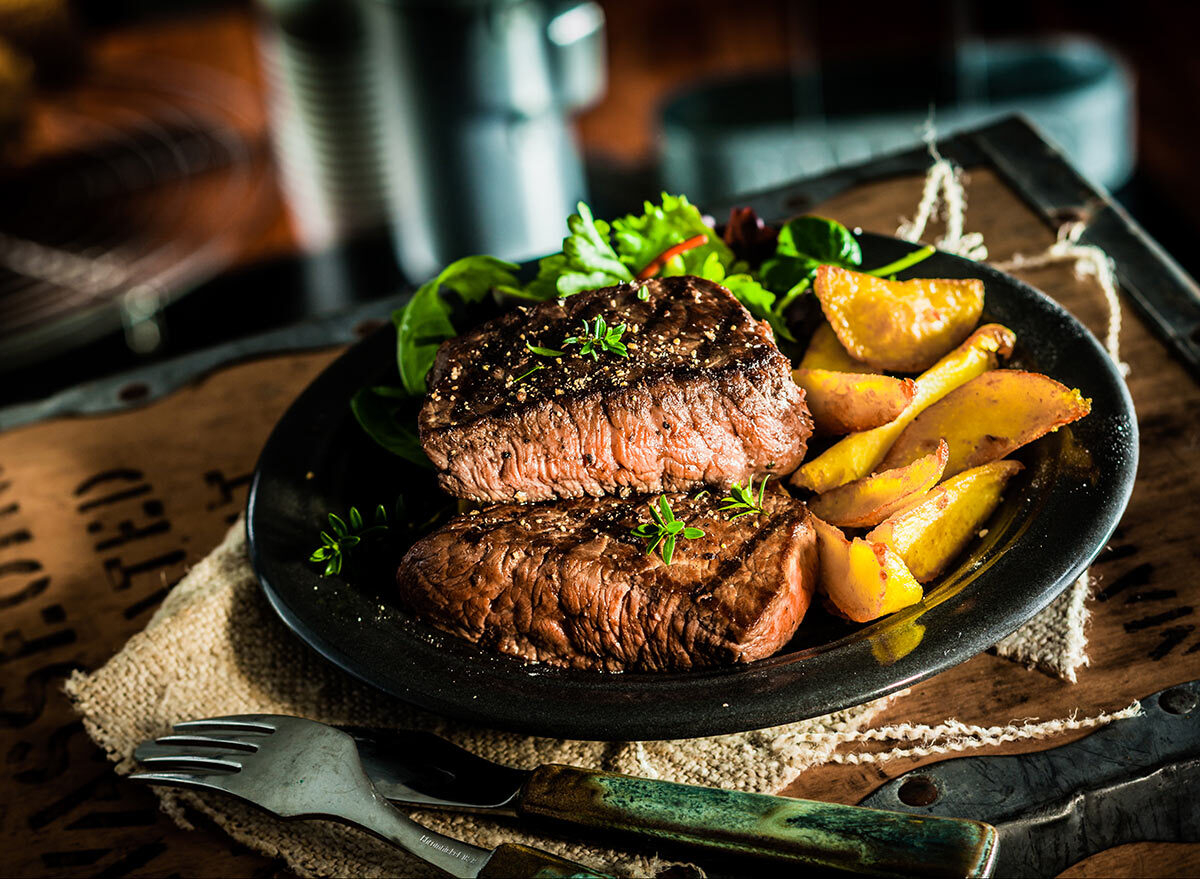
<box><xmin>0</xmin><ymin>0</ymin><xmax>1195</xmax><ymax>406</ymax></box>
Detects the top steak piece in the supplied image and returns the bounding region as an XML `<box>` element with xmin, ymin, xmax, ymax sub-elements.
<box><xmin>419</xmin><ymin>276</ymin><xmax>812</xmax><ymax>503</ymax></box>
<box><xmin>396</xmin><ymin>488</ymin><xmax>818</xmax><ymax>671</ymax></box>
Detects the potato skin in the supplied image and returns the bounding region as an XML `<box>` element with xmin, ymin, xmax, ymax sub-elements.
<box><xmin>812</xmin><ymin>515</ymin><xmax>923</xmax><ymax>623</ymax></box>
<box><xmin>792</xmin><ymin>368</ymin><xmax>915</xmax><ymax>435</ymax></box>
<box><xmin>815</xmin><ymin>265</ymin><xmax>984</xmax><ymax>372</ymax></box>
<box><xmin>809</xmin><ymin>440</ymin><xmax>948</xmax><ymax>528</ymax></box>
<box><xmin>792</xmin><ymin>323</ymin><xmax>1016</xmax><ymax>493</ymax></box>
<box><xmin>798</xmin><ymin>322</ymin><xmax>875</xmax><ymax>373</ymax></box>
<box><xmin>868</xmin><ymin>460</ymin><xmax>1024</xmax><ymax>583</ymax></box>
<box><xmin>878</xmin><ymin>370</ymin><xmax>1091</xmax><ymax>477</ymax></box>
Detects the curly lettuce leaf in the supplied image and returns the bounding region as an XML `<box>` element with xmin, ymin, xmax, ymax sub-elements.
<box><xmin>612</xmin><ymin>192</ymin><xmax>733</xmax><ymax>277</ymax></box>
<box><xmin>522</xmin><ymin>203</ymin><xmax>633</xmax><ymax>300</ymax></box>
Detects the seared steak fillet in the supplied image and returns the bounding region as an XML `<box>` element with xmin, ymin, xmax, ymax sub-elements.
<box><xmin>419</xmin><ymin>276</ymin><xmax>812</xmax><ymax>503</ymax></box>
<box><xmin>396</xmin><ymin>488</ymin><xmax>818</xmax><ymax>671</ymax></box>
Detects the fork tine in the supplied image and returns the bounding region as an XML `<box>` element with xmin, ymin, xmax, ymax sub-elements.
<box><xmin>173</xmin><ymin>715</ymin><xmax>277</xmax><ymax>733</ymax></box>
<box><xmin>134</xmin><ymin>752</ymin><xmax>242</xmax><ymax>773</ymax></box>
<box><xmin>154</xmin><ymin>733</ymin><xmax>264</xmax><ymax>751</ymax></box>
<box><xmin>128</xmin><ymin>770</ymin><xmax>235</xmax><ymax>794</ymax></box>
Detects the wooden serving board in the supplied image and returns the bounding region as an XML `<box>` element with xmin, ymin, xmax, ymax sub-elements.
<box><xmin>1</xmin><ymin>167</ymin><xmax>1198</xmax><ymax>877</ymax></box>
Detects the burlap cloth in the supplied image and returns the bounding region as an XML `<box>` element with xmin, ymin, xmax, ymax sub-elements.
<box><xmin>64</xmin><ymin>520</ymin><xmax>1097</xmax><ymax>878</ymax></box>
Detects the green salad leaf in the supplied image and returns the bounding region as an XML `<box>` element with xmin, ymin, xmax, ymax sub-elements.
<box><xmin>777</xmin><ymin>215</ymin><xmax>862</xmax><ymax>266</ymax></box>
<box><xmin>697</xmin><ymin>252</ymin><xmax>792</xmax><ymax>341</ymax></box>
<box><xmin>760</xmin><ymin>216</ymin><xmax>862</xmax><ymax>299</ymax></box>
<box><xmin>522</xmin><ymin>203</ymin><xmax>633</xmax><ymax>300</ymax></box>
<box><xmin>350</xmin><ymin>386</ymin><xmax>432</xmax><ymax>468</ymax></box>
<box><xmin>612</xmin><ymin>192</ymin><xmax>732</xmax><ymax>278</ymax></box>
<box><xmin>393</xmin><ymin>255</ymin><xmax>518</xmax><ymax>394</ymax></box>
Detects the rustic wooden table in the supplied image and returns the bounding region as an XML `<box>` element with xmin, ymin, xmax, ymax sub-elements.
<box><xmin>1</xmin><ymin>11</ymin><xmax>1198</xmax><ymax>879</ymax></box>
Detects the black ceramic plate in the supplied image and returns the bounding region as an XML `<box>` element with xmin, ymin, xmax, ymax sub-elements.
<box><xmin>246</xmin><ymin>233</ymin><xmax>1137</xmax><ymax>741</ymax></box>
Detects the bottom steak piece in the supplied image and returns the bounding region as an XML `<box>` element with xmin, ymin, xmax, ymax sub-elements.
<box><xmin>396</xmin><ymin>488</ymin><xmax>818</xmax><ymax>671</ymax></box>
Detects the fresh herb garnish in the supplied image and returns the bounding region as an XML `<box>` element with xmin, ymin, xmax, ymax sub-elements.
<box><xmin>511</xmin><ymin>363</ymin><xmax>546</xmax><ymax>384</ymax></box>
<box><xmin>563</xmin><ymin>315</ymin><xmax>628</xmax><ymax>360</ymax></box>
<box><xmin>525</xmin><ymin>343</ymin><xmax>565</xmax><ymax>357</ymax></box>
<box><xmin>631</xmin><ymin>496</ymin><xmax>705</xmax><ymax>565</ymax></box>
<box><xmin>719</xmin><ymin>476</ymin><xmax>770</xmax><ymax>520</ymax></box>
<box><xmin>310</xmin><ymin>505</ymin><xmax>389</xmax><ymax>576</ymax></box>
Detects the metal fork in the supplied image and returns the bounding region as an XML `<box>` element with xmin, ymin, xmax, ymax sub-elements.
<box><xmin>131</xmin><ymin>715</ymin><xmax>608</xmax><ymax>878</ymax></box>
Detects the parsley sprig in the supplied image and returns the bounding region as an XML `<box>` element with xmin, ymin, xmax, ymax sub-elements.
<box><xmin>310</xmin><ymin>505</ymin><xmax>389</xmax><ymax>576</ymax></box>
<box><xmin>719</xmin><ymin>476</ymin><xmax>769</xmax><ymax>520</ymax></box>
<box><xmin>564</xmin><ymin>315</ymin><xmax>628</xmax><ymax>360</ymax></box>
<box><xmin>631</xmin><ymin>496</ymin><xmax>704</xmax><ymax>565</ymax></box>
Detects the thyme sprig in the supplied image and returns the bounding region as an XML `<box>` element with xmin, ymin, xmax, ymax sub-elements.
<box><xmin>719</xmin><ymin>476</ymin><xmax>769</xmax><ymax>520</ymax></box>
<box><xmin>563</xmin><ymin>315</ymin><xmax>628</xmax><ymax>360</ymax></box>
<box><xmin>310</xmin><ymin>504</ymin><xmax>389</xmax><ymax>576</ymax></box>
<box><xmin>631</xmin><ymin>496</ymin><xmax>704</xmax><ymax>565</ymax></box>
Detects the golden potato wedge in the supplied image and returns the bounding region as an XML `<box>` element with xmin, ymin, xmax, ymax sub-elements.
<box><xmin>792</xmin><ymin>368</ymin><xmax>916</xmax><ymax>435</ymax></box>
<box><xmin>877</xmin><ymin>370</ymin><xmax>1091</xmax><ymax>478</ymax></box>
<box><xmin>812</xmin><ymin>515</ymin><xmax>923</xmax><ymax>623</ymax></box>
<box><xmin>814</xmin><ymin>265</ymin><xmax>985</xmax><ymax>372</ymax></box>
<box><xmin>798</xmin><ymin>322</ymin><xmax>876</xmax><ymax>373</ymax></box>
<box><xmin>809</xmin><ymin>440</ymin><xmax>948</xmax><ymax>528</ymax></box>
<box><xmin>792</xmin><ymin>323</ymin><xmax>1016</xmax><ymax>493</ymax></box>
<box><xmin>867</xmin><ymin>459</ymin><xmax>1024</xmax><ymax>583</ymax></box>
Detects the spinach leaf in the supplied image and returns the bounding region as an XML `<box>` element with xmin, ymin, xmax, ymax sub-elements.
<box><xmin>393</xmin><ymin>255</ymin><xmax>518</xmax><ymax>394</ymax></box>
<box><xmin>759</xmin><ymin>216</ymin><xmax>861</xmax><ymax>302</ymax></box>
<box><xmin>350</xmin><ymin>386</ymin><xmax>432</xmax><ymax>468</ymax></box>
<box><xmin>776</xmin><ymin>215</ymin><xmax>862</xmax><ymax>267</ymax></box>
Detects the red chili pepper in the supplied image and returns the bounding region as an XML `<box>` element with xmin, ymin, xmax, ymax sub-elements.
<box><xmin>636</xmin><ymin>233</ymin><xmax>709</xmax><ymax>280</ymax></box>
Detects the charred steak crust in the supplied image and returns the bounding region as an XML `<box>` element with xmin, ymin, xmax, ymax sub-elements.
<box><xmin>395</xmin><ymin>489</ymin><xmax>819</xmax><ymax>671</ymax></box>
<box><xmin>419</xmin><ymin>276</ymin><xmax>812</xmax><ymax>503</ymax></box>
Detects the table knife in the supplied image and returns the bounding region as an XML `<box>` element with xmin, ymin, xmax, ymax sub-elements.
<box><xmin>341</xmin><ymin>726</ymin><xmax>997</xmax><ymax>878</ymax></box>
<box><xmin>858</xmin><ymin>680</ymin><xmax>1199</xmax><ymax>877</ymax></box>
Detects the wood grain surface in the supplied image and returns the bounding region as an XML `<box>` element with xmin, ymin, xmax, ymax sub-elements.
<box><xmin>1</xmin><ymin>167</ymin><xmax>1197</xmax><ymax>877</ymax></box>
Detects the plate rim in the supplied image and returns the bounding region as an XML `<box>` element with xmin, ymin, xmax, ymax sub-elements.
<box><xmin>246</xmin><ymin>232</ymin><xmax>1138</xmax><ymax>740</ymax></box>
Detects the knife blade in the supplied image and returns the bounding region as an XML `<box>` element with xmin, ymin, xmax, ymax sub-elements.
<box><xmin>341</xmin><ymin>727</ymin><xmax>998</xmax><ymax>877</ymax></box>
<box><xmin>857</xmin><ymin>680</ymin><xmax>1200</xmax><ymax>877</ymax></box>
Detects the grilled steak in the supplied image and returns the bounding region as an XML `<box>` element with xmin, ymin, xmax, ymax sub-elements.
<box><xmin>396</xmin><ymin>488</ymin><xmax>818</xmax><ymax>671</ymax></box>
<box><xmin>419</xmin><ymin>276</ymin><xmax>812</xmax><ymax>503</ymax></box>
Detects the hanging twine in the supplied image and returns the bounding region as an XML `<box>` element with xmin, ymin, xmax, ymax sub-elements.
<box><xmin>896</xmin><ymin>140</ymin><xmax>1130</xmax><ymax>377</ymax></box>
<box><xmin>896</xmin><ymin>132</ymin><xmax>988</xmax><ymax>261</ymax></box>
<box><xmin>995</xmin><ymin>222</ymin><xmax>1131</xmax><ymax>376</ymax></box>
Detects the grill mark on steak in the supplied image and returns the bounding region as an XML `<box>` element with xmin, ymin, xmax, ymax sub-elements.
<box><xmin>396</xmin><ymin>487</ymin><xmax>819</xmax><ymax>671</ymax></box>
<box><xmin>419</xmin><ymin>276</ymin><xmax>812</xmax><ymax>503</ymax></box>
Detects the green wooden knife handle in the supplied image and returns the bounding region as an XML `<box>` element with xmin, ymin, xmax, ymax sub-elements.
<box><xmin>478</xmin><ymin>842</ymin><xmax>613</xmax><ymax>878</ymax></box>
<box><xmin>518</xmin><ymin>764</ymin><xmax>997</xmax><ymax>878</ymax></box>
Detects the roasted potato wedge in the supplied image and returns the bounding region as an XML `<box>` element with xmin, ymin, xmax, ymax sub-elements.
<box><xmin>792</xmin><ymin>368</ymin><xmax>916</xmax><ymax>435</ymax></box>
<box><xmin>878</xmin><ymin>370</ymin><xmax>1091</xmax><ymax>478</ymax></box>
<box><xmin>810</xmin><ymin>440</ymin><xmax>948</xmax><ymax>528</ymax></box>
<box><xmin>812</xmin><ymin>516</ymin><xmax>923</xmax><ymax>623</ymax></box>
<box><xmin>792</xmin><ymin>323</ymin><xmax>1016</xmax><ymax>493</ymax></box>
<box><xmin>814</xmin><ymin>265</ymin><xmax>985</xmax><ymax>372</ymax></box>
<box><xmin>867</xmin><ymin>459</ymin><xmax>1024</xmax><ymax>583</ymax></box>
<box><xmin>798</xmin><ymin>322</ymin><xmax>875</xmax><ymax>373</ymax></box>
